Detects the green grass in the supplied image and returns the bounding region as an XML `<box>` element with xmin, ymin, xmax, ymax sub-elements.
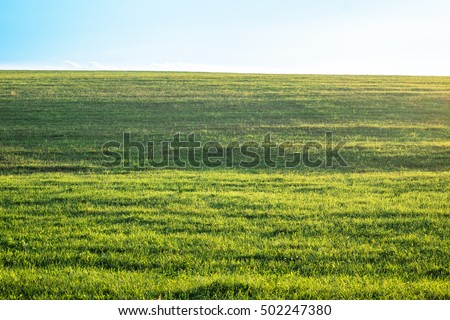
<box><xmin>0</xmin><ymin>71</ymin><xmax>449</xmax><ymax>299</ymax></box>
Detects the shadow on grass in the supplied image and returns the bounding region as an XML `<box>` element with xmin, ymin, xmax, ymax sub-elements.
<box><xmin>0</xmin><ymin>165</ymin><xmax>92</xmax><ymax>173</ymax></box>
<box><xmin>167</xmin><ymin>281</ymin><xmax>256</xmax><ymax>299</ymax></box>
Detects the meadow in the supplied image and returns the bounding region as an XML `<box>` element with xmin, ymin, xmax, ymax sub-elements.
<box><xmin>0</xmin><ymin>71</ymin><xmax>449</xmax><ymax>299</ymax></box>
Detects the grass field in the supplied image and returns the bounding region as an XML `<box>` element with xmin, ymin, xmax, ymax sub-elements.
<box><xmin>0</xmin><ymin>71</ymin><xmax>449</xmax><ymax>299</ymax></box>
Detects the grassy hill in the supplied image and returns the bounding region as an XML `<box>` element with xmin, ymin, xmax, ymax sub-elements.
<box><xmin>0</xmin><ymin>71</ymin><xmax>449</xmax><ymax>298</ymax></box>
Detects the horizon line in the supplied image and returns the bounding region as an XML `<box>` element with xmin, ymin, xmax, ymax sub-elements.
<box><xmin>0</xmin><ymin>69</ymin><xmax>448</xmax><ymax>77</ymax></box>
<box><xmin>0</xmin><ymin>61</ymin><xmax>449</xmax><ymax>77</ymax></box>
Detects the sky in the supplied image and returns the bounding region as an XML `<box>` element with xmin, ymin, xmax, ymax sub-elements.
<box><xmin>1</xmin><ymin>0</ymin><xmax>449</xmax><ymax>75</ymax></box>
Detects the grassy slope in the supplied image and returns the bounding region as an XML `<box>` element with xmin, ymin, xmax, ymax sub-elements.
<box><xmin>1</xmin><ymin>71</ymin><xmax>449</xmax><ymax>172</ymax></box>
<box><xmin>0</xmin><ymin>71</ymin><xmax>449</xmax><ymax>299</ymax></box>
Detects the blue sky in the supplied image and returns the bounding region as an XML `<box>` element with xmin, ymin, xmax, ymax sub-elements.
<box><xmin>1</xmin><ymin>0</ymin><xmax>449</xmax><ymax>75</ymax></box>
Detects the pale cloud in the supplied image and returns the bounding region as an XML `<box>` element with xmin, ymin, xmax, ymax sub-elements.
<box><xmin>141</xmin><ymin>62</ymin><xmax>285</xmax><ymax>74</ymax></box>
<box><xmin>63</xmin><ymin>60</ymin><xmax>83</xmax><ymax>69</ymax></box>
<box><xmin>87</xmin><ymin>61</ymin><xmax>109</xmax><ymax>70</ymax></box>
